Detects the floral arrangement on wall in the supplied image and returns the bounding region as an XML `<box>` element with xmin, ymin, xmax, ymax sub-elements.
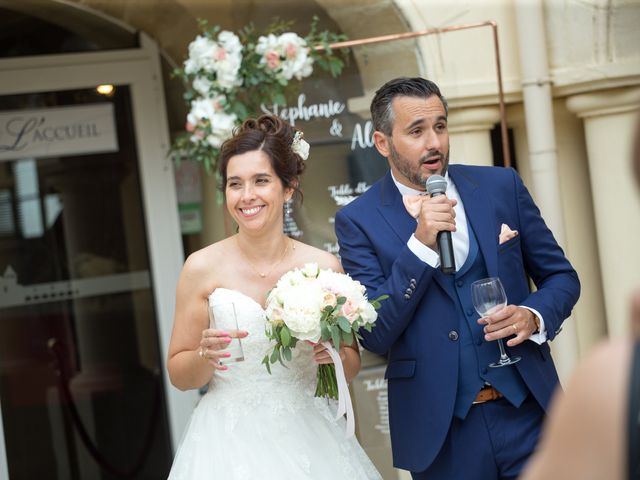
<box><xmin>171</xmin><ymin>18</ymin><xmax>349</xmax><ymax>173</ymax></box>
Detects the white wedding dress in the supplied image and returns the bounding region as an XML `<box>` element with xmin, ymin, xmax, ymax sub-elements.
<box><xmin>168</xmin><ymin>288</ymin><xmax>382</xmax><ymax>480</ymax></box>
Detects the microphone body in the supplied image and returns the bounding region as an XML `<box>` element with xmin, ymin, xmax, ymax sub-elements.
<box><xmin>425</xmin><ymin>175</ymin><xmax>456</xmax><ymax>274</ymax></box>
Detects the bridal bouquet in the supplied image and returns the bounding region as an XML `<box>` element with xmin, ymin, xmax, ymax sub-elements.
<box><xmin>262</xmin><ymin>263</ymin><xmax>387</xmax><ymax>399</ymax></box>
<box><xmin>171</xmin><ymin>18</ymin><xmax>349</xmax><ymax>173</ymax></box>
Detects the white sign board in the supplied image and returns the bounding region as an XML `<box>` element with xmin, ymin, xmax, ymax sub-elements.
<box><xmin>0</xmin><ymin>103</ymin><xmax>118</xmax><ymax>162</ymax></box>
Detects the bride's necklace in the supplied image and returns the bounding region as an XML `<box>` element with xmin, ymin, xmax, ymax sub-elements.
<box><xmin>236</xmin><ymin>236</ymin><xmax>294</xmax><ymax>278</ymax></box>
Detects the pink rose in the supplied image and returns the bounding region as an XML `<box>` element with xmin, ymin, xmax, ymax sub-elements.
<box><xmin>322</xmin><ymin>292</ymin><xmax>337</xmax><ymax>309</ymax></box>
<box><xmin>285</xmin><ymin>43</ymin><xmax>298</xmax><ymax>58</ymax></box>
<box><xmin>340</xmin><ymin>298</ymin><xmax>359</xmax><ymax>323</ymax></box>
<box><xmin>215</xmin><ymin>48</ymin><xmax>227</xmax><ymax>61</ymax></box>
<box><xmin>265</xmin><ymin>51</ymin><xmax>280</xmax><ymax>69</ymax></box>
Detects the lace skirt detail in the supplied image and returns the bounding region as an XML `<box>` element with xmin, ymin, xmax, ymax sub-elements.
<box><xmin>168</xmin><ymin>387</ymin><xmax>382</xmax><ymax>480</ymax></box>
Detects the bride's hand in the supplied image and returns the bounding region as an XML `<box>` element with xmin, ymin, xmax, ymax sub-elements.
<box><xmin>310</xmin><ymin>342</ymin><xmax>346</xmax><ymax>364</ymax></box>
<box><xmin>198</xmin><ymin>328</ymin><xmax>245</xmax><ymax>370</ymax></box>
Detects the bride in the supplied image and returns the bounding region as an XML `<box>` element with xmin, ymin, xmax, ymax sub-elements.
<box><xmin>167</xmin><ymin>115</ymin><xmax>382</xmax><ymax>479</ymax></box>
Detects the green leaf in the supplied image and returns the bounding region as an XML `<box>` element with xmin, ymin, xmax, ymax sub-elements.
<box><xmin>270</xmin><ymin>348</ymin><xmax>279</xmax><ymax>364</ymax></box>
<box><xmin>330</xmin><ymin>325</ymin><xmax>342</xmax><ymax>351</ymax></box>
<box><xmin>343</xmin><ymin>329</ymin><xmax>353</xmax><ymax>346</ymax></box>
<box><xmin>272</xmin><ymin>92</ymin><xmax>287</xmax><ymax>106</ymax></box>
<box><xmin>280</xmin><ymin>326</ymin><xmax>291</xmax><ymax>347</ymax></box>
<box><xmin>337</xmin><ymin>316</ymin><xmax>351</xmax><ymax>333</ymax></box>
<box><xmin>370</xmin><ymin>294</ymin><xmax>389</xmax><ymax>310</ymax></box>
<box><xmin>277</xmin><ymin>347</ymin><xmax>287</xmax><ymax>367</ymax></box>
<box><xmin>262</xmin><ymin>355</ymin><xmax>272</xmax><ymax>374</ymax></box>
<box><xmin>321</xmin><ymin>321</ymin><xmax>331</xmax><ymax>341</ymax></box>
<box><xmin>283</xmin><ymin>346</ymin><xmax>292</xmax><ymax>361</ymax></box>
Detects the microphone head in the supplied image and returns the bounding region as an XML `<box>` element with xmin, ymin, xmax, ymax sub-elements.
<box><xmin>426</xmin><ymin>174</ymin><xmax>447</xmax><ymax>196</ymax></box>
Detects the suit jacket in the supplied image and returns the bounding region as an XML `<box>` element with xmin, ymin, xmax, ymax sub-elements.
<box><xmin>335</xmin><ymin>164</ymin><xmax>580</xmax><ymax>472</ymax></box>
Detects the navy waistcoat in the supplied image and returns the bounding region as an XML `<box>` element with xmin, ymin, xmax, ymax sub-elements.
<box><xmin>445</xmin><ymin>220</ymin><xmax>529</xmax><ymax>419</ymax></box>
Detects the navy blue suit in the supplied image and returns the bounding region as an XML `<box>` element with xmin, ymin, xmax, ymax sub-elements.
<box><xmin>335</xmin><ymin>165</ymin><xmax>580</xmax><ymax>474</ymax></box>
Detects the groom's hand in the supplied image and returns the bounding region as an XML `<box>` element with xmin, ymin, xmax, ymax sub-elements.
<box><xmin>478</xmin><ymin>305</ymin><xmax>538</xmax><ymax>346</ymax></box>
<box><xmin>414</xmin><ymin>194</ymin><xmax>457</xmax><ymax>251</ymax></box>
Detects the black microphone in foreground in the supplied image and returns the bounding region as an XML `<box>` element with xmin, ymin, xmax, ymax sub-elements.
<box><xmin>426</xmin><ymin>174</ymin><xmax>456</xmax><ymax>274</ymax></box>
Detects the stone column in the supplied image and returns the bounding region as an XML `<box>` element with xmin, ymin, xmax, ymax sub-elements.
<box><xmin>566</xmin><ymin>87</ymin><xmax>640</xmax><ymax>337</ymax></box>
<box><xmin>510</xmin><ymin>101</ymin><xmax>607</xmax><ymax>381</ymax></box>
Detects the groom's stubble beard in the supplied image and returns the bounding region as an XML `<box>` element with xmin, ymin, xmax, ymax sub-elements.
<box><xmin>388</xmin><ymin>138</ymin><xmax>451</xmax><ymax>189</ymax></box>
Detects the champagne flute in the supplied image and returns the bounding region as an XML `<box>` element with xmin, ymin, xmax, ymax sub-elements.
<box><xmin>471</xmin><ymin>277</ymin><xmax>521</xmax><ymax>368</ymax></box>
<box><xmin>209</xmin><ymin>302</ymin><xmax>245</xmax><ymax>364</ymax></box>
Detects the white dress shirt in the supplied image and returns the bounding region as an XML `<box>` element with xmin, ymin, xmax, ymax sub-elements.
<box><xmin>391</xmin><ymin>171</ymin><xmax>547</xmax><ymax>344</ymax></box>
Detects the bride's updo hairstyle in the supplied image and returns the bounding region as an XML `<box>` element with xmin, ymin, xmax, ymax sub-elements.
<box><xmin>219</xmin><ymin>114</ymin><xmax>306</xmax><ymax>200</ymax></box>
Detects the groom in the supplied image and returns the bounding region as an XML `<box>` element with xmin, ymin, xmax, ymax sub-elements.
<box><xmin>335</xmin><ymin>77</ymin><xmax>580</xmax><ymax>479</ymax></box>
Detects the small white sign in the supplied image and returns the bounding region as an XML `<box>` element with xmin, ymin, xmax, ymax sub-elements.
<box><xmin>0</xmin><ymin>103</ymin><xmax>118</xmax><ymax>162</ymax></box>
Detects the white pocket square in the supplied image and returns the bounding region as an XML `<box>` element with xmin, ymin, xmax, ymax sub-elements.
<box><xmin>499</xmin><ymin>223</ymin><xmax>518</xmax><ymax>245</ymax></box>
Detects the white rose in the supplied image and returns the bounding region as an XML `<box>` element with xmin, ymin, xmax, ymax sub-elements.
<box><xmin>301</xmin><ymin>263</ymin><xmax>320</xmax><ymax>279</ymax></box>
<box><xmin>183</xmin><ymin>57</ymin><xmax>199</xmax><ymax>76</ymax></box>
<box><xmin>280</xmin><ymin>285</ymin><xmax>324</xmax><ymax>342</ymax></box>
<box><xmin>218</xmin><ymin>31</ymin><xmax>242</xmax><ymax>52</ymax></box>
<box><xmin>281</xmin><ymin>53</ymin><xmax>313</xmax><ymax>81</ymax></box>
<box><xmin>213</xmin><ymin>31</ymin><xmax>243</xmax><ymax>91</ymax></box>
<box><xmin>206</xmin><ymin>133</ymin><xmax>222</xmax><ymax>148</ymax></box>
<box><xmin>192</xmin><ymin>76</ymin><xmax>214</xmax><ymax>97</ymax></box>
<box><xmin>358</xmin><ymin>300</ymin><xmax>378</xmax><ymax>325</ymax></box>
<box><xmin>188</xmin><ymin>98</ymin><xmax>215</xmax><ymax>123</ymax></box>
<box><xmin>276</xmin><ymin>33</ymin><xmax>313</xmax><ymax>81</ymax></box>
<box><xmin>265</xmin><ymin>303</ymin><xmax>285</xmax><ymax>327</ymax></box>
<box><xmin>208</xmin><ymin>110</ymin><xmax>237</xmax><ymax>147</ymax></box>
<box><xmin>255</xmin><ymin>34</ymin><xmax>279</xmax><ymax>57</ymax></box>
<box><xmin>319</xmin><ymin>271</ymin><xmax>365</xmax><ymax>304</ymax></box>
<box><xmin>277</xmin><ymin>269</ymin><xmax>305</xmax><ymax>288</ymax></box>
<box><xmin>216</xmin><ymin>66</ymin><xmax>242</xmax><ymax>90</ymax></box>
<box><xmin>186</xmin><ymin>35</ymin><xmax>216</xmax><ymax>73</ymax></box>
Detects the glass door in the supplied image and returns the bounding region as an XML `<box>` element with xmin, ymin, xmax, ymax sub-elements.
<box><xmin>0</xmin><ymin>38</ymin><xmax>188</xmax><ymax>480</ymax></box>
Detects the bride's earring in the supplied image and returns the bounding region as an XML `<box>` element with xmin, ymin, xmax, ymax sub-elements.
<box><xmin>283</xmin><ymin>199</ymin><xmax>303</xmax><ymax>238</ymax></box>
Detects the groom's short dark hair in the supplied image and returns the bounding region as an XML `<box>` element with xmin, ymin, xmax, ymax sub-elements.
<box><xmin>370</xmin><ymin>77</ymin><xmax>448</xmax><ymax>136</ymax></box>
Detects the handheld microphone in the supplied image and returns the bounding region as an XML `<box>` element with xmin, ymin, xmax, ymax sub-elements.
<box><xmin>426</xmin><ymin>175</ymin><xmax>456</xmax><ymax>274</ymax></box>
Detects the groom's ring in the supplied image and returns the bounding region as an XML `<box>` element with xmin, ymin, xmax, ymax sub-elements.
<box><xmin>512</xmin><ymin>323</ymin><xmax>518</xmax><ymax>333</ymax></box>
<box><xmin>199</xmin><ymin>347</ymin><xmax>206</xmax><ymax>359</ymax></box>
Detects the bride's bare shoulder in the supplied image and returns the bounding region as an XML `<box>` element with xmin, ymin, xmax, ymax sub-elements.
<box><xmin>292</xmin><ymin>240</ymin><xmax>342</xmax><ymax>272</ymax></box>
<box><xmin>182</xmin><ymin>237</ymin><xmax>236</xmax><ymax>282</ymax></box>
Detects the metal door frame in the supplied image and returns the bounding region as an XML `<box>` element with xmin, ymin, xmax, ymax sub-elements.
<box><xmin>0</xmin><ymin>33</ymin><xmax>196</xmax><ymax>478</ymax></box>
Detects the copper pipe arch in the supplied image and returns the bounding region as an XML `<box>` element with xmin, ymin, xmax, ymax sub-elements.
<box><xmin>314</xmin><ymin>20</ymin><xmax>511</xmax><ymax>168</ymax></box>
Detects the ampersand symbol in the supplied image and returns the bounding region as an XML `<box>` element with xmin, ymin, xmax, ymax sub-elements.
<box><xmin>329</xmin><ymin>119</ymin><xmax>343</xmax><ymax>137</ymax></box>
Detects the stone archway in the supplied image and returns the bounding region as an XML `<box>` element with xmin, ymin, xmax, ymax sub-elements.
<box><xmin>314</xmin><ymin>0</ymin><xmax>421</xmax><ymax>110</ymax></box>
